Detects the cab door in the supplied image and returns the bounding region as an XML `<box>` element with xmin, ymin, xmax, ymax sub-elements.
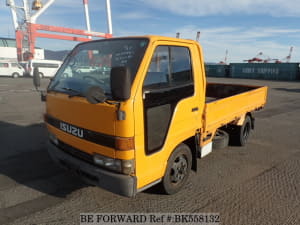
<box><xmin>135</xmin><ymin>43</ymin><xmax>200</xmax><ymax>189</ymax></box>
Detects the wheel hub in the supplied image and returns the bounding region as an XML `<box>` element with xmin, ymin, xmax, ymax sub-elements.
<box><xmin>243</xmin><ymin>123</ymin><xmax>250</xmax><ymax>139</ymax></box>
<box><xmin>170</xmin><ymin>155</ymin><xmax>187</xmax><ymax>183</ymax></box>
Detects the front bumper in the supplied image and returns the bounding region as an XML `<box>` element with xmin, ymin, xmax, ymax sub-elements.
<box><xmin>47</xmin><ymin>141</ymin><xmax>137</xmax><ymax>197</ymax></box>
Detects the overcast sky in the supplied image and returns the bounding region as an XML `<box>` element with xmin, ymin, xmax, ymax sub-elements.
<box><xmin>1</xmin><ymin>0</ymin><xmax>300</xmax><ymax>62</ymax></box>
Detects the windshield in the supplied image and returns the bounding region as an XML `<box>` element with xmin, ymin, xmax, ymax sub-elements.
<box><xmin>48</xmin><ymin>38</ymin><xmax>149</xmax><ymax>99</ymax></box>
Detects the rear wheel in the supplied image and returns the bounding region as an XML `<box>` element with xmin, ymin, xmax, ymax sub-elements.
<box><xmin>12</xmin><ymin>72</ymin><xmax>19</xmax><ymax>78</ymax></box>
<box><xmin>229</xmin><ymin>115</ymin><xmax>252</xmax><ymax>146</ymax></box>
<box><xmin>162</xmin><ymin>143</ymin><xmax>192</xmax><ymax>195</ymax></box>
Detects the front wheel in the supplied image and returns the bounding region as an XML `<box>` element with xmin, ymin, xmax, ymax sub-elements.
<box><xmin>12</xmin><ymin>72</ymin><xmax>19</xmax><ymax>78</ymax></box>
<box><xmin>162</xmin><ymin>143</ymin><xmax>192</xmax><ymax>195</ymax></box>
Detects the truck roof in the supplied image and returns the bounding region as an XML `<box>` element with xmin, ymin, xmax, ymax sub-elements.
<box><xmin>81</xmin><ymin>35</ymin><xmax>200</xmax><ymax>45</ymax></box>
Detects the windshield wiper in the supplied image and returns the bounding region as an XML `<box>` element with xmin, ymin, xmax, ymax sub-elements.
<box><xmin>61</xmin><ymin>87</ymin><xmax>84</xmax><ymax>98</ymax></box>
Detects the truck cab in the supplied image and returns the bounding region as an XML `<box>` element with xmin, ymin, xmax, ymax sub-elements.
<box><xmin>42</xmin><ymin>36</ymin><xmax>267</xmax><ymax>197</ymax></box>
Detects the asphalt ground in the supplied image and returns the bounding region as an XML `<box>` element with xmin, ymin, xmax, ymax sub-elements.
<box><xmin>0</xmin><ymin>77</ymin><xmax>299</xmax><ymax>225</ymax></box>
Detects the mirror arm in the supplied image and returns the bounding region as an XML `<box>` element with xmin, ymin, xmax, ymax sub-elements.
<box><xmin>104</xmin><ymin>100</ymin><xmax>120</xmax><ymax>106</ymax></box>
<box><xmin>105</xmin><ymin>101</ymin><xmax>125</xmax><ymax>121</ymax></box>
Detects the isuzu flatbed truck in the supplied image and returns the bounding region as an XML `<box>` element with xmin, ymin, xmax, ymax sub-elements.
<box><xmin>34</xmin><ymin>35</ymin><xmax>268</xmax><ymax>197</ymax></box>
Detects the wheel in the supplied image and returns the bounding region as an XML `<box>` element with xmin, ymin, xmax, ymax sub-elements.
<box><xmin>212</xmin><ymin>129</ymin><xmax>229</xmax><ymax>149</ymax></box>
<box><xmin>12</xmin><ymin>72</ymin><xmax>19</xmax><ymax>78</ymax></box>
<box><xmin>229</xmin><ymin>116</ymin><xmax>252</xmax><ymax>146</ymax></box>
<box><xmin>162</xmin><ymin>143</ymin><xmax>192</xmax><ymax>195</ymax></box>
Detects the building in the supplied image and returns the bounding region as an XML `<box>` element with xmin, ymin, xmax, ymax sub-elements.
<box><xmin>0</xmin><ymin>37</ymin><xmax>44</xmax><ymax>60</ymax></box>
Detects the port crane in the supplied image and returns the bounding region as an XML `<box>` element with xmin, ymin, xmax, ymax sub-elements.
<box><xmin>244</xmin><ymin>47</ymin><xmax>294</xmax><ymax>63</ymax></box>
<box><xmin>6</xmin><ymin>0</ymin><xmax>113</xmax><ymax>62</ymax></box>
<box><xmin>285</xmin><ymin>46</ymin><xmax>293</xmax><ymax>62</ymax></box>
<box><xmin>219</xmin><ymin>49</ymin><xmax>228</xmax><ymax>65</ymax></box>
<box><xmin>243</xmin><ymin>52</ymin><xmax>271</xmax><ymax>63</ymax></box>
<box><xmin>273</xmin><ymin>47</ymin><xmax>293</xmax><ymax>63</ymax></box>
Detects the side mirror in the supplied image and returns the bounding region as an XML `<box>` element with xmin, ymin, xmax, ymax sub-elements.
<box><xmin>32</xmin><ymin>67</ymin><xmax>46</xmax><ymax>102</ymax></box>
<box><xmin>33</xmin><ymin>67</ymin><xmax>41</xmax><ymax>90</ymax></box>
<box><xmin>110</xmin><ymin>67</ymin><xmax>131</xmax><ymax>101</ymax></box>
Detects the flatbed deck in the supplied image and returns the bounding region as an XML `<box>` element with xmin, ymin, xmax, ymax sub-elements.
<box><xmin>204</xmin><ymin>83</ymin><xmax>268</xmax><ymax>134</ymax></box>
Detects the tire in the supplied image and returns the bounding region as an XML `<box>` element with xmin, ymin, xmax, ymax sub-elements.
<box><xmin>12</xmin><ymin>72</ymin><xmax>19</xmax><ymax>78</ymax></box>
<box><xmin>212</xmin><ymin>129</ymin><xmax>229</xmax><ymax>149</ymax></box>
<box><xmin>229</xmin><ymin>116</ymin><xmax>252</xmax><ymax>146</ymax></box>
<box><xmin>162</xmin><ymin>143</ymin><xmax>192</xmax><ymax>195</ymax></box>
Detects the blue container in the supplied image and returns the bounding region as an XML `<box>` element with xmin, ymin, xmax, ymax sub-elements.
<box><xmin>229</xmin><ymin>63</ymin><xmax>300</xmax><ymax>81</ymax></box>
<box><xmin>205</xmin><ymin>64</ymin><xmax>229</xmax><ymax>78</ymax></box>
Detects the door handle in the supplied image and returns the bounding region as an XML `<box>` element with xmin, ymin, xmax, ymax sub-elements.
<box><xmin>192</xmin><ymin>107</ymin><xmax>199</xmax><ymax>112</ymax></box>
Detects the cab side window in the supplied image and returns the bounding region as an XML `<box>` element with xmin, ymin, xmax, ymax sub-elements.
<box><xmin>144</xmin><ymin>46</ymin><xmax>169</xmax><ymax>87</ymax></box>
<box><xmin>170</xmin><ymin>47</ymin><xmax>193</xmax><ymax>85</ymax></box>
<box><xmin>0</xmin><ymin>63</ymin><xmax>9</xmax><ymax>68</ymax></box>
<box><xmin>144</xmin><ymin>46</ymin><xmax>193</xmax><ymax>92</ymax></box>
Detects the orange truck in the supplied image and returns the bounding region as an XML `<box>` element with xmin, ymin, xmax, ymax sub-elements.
<box><xmin>33</xmin><ymin>35</ymin><xmax>267</xmax><ymax>197</ymax></box>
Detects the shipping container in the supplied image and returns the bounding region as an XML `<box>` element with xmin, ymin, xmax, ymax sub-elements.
<box><xmin>230</xmin><ymin>63</ymin><xmax>300</xmax><ymax>81</ymax></box>
<box><xmin>205</xmin><ymin>64</ymin><xmax>229</xmax><ymax>78</ymax></box>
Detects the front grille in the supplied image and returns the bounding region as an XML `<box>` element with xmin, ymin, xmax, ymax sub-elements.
<box><xmin>54</xmin><ymin>140</ymin><xmax>94</xmax><ymax>165</ymax></box>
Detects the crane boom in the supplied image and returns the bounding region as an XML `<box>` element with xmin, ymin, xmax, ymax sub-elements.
<box><xmin>286</xmin><ymin>46</ymin><xmax>293</xmax><ymax>63</ymax></box>
<box><xmin>7</xmin><ymin>0</ymin><xmax>113</xmax><ymax>62</ymax></box>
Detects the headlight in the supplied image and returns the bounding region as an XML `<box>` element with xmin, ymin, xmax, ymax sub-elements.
<box><xmin>93</xmin><ymin>154</ymin><xmax>134</xmax><ymax>175</ymax></box>
<box><xmin>49</xmin><ymin>131</ymin><xmax>59</xmax><ymax>145</ymax></box>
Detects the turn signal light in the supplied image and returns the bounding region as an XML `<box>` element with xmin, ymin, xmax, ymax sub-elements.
<box><xmin>115</xmin><ymin>137</ymin><xmax>134</xmax><ymax>151</ymax></box>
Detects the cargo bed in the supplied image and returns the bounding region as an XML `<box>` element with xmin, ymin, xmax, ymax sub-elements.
<box><xmin>204</xmin><ymin>83</ymin><xmax>268</xmax><ymax>133</ymax></box>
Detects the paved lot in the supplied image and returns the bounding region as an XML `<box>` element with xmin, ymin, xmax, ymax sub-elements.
<box><xmin>0</xmin><ymin>77</ymin><xmax>299</xmax><ymax>225</ymax></box>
